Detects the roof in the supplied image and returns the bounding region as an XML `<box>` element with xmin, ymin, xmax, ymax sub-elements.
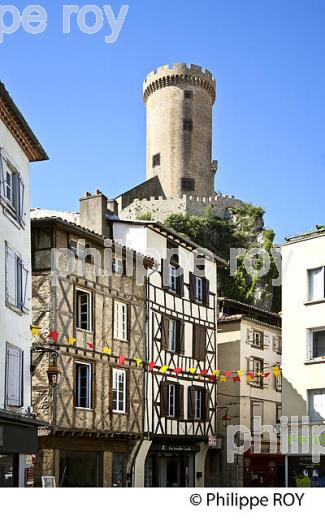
<box><xmin>283</xmin><ymin>225</ymin><xmax>325</xmax><ymax>246</ymax></box>
<box><xmin>110</xmin><ymin>217</ymin><xmax>227</xmax><ymax>266</ymax></box>
<box><xmin>31</xmin><ymin>208</ymin><xmax>80</xmax><ymax>224</ymax></box>
<box><xmin>0</xmin><ymin>82</ymin><xmax>48</xmax><ymax>162</ymax></box>
<box><xmin>218</xmin><ymin>297</ymin><xmax>281</xmax><ymax>328</ymax></box>
<box><xmin>31</xmin><ymin>216</ymin><xmax>155</xmax><ymax>267</ymax></box>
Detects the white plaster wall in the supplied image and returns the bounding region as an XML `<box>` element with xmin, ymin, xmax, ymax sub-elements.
<box><xmin>0</xmin><ymin>118</ymin><xmax>32</xmax><ymax>411</ymax></box>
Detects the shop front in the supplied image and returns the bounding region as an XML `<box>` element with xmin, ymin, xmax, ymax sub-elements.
<box><xmin>0</xmin><ymin>410</ymin><xmax>39</xmax><ymax>487</ymax></box>
<box><xmin>244</xmin><ymin>452</ymin><xmax>285</xmax><ymax>487</ymax></box>
<box><xmin>287</xmin><ymin>456</ymin><xmax>325</xmax><ymax>487</ymax></box>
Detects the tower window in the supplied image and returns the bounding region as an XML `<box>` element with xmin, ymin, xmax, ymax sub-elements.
<box><xmin>183</xmin><ymin>119</ymin><xmax>193</xmax><ymax>132</ymax></box>
<box><xmin>181</xmin><ymin>178</ymin><xmax>195</xmax><ymax>192</ymax></box>
<box><xmin>184</xmin><ymin>90</ymin><xmax>193</xmax><ymax>100</ymax></box>
<box><xmin>152</xmin><ymin>153</ymin><xmax>160</xmax><ymax>167</ymax></box>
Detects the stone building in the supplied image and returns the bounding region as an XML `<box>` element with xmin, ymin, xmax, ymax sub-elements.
<box><xmin>217</xmin><ymin>298</ymin><xmax>283</xmax><ymax>487</ymax></box>
<box><xmin>31</xmin><ymin>215</ymin><xmax>153</xmax><ymax>487</ymax></box>
<box><xmin>0</xmin><ymin>82</ymin><xmax>48</xmax><ymax>487</ymax></box>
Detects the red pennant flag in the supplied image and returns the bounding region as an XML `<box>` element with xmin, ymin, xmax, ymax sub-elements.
<box><xmin>225</xmin><ymin>370</ymin><xmax>232</xmax><ymax>378</ymax></box>
<box><xmin>232</xmin><ymin>375</ymin><xmax>240</xmax><ymax>383</ymax></box>
<box><xmin>173</xmin><ymin>367</ymin><xmax>182</xmax><ymax>375</ymax></box>
<box><xmin>208</xmin><ymin>375</ymin><xmax>217</xmax><ymax>382</ymax></box>
<box><xmin>48</xmin><ymin>331</ymin><xmax>59</xmax><ymax>343</ymax></box>
<box><xmin>87</xmin><ymin>342</ymin><xmax>94</xmax><ymax>350</ymax></box>
<box><xmin>263</xmin><ymin>372</ymin><xmax>270</xmax><ymax>379</ymax></box>
<box><xmin>148</xmin><ymin>361</ymin><xmax>156</xmax><ymax>370</ymax></box>
<box><xmin>118</xmin><ymin>355</ymin><xmax>126</xmax><ymax>365</ymax></box>
<box><xmin>248</xmin><ymin>371</ymin><xmax>254</xmax><ymax>379</ymax></box>
<box><xmin>200</xmin><ymin>369</ymin><xmax>208</xmax><ymax>376</ymax></box>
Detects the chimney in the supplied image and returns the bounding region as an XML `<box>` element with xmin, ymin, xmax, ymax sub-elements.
<box><xmin>79</xmin><ymin>190</ymin><xmax>108</xmax><ymax>236</ymax></box>
<box><xmin>107</xmin><ymin>198</ymin><xmax>118</xmax><ymax>217</ymax></box>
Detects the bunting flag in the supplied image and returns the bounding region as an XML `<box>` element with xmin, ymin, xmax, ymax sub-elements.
<box><xmin>213</xmin><ymin>370</ymin><xmax>220</xmax><ymax>377</ymax></box>
<box><xmin>68</xmin><ymin>337</ymin><xmax>77</xmax><ymax>346</ymax></box>
<box><xmin>87</xmin><ymin>342</ymin><xmax>94</xmax><ymax>350</ymax></box>
<box><xmin>208</xmin><ymin>375</ymin><xmax>217</xmax><ymax>382</ymax></box>
<box><xmin>237</xmin><ymin>369</ymin><xmax>244</xmax><ymax>377</ymax></box>
<box><xmin>200</xmin><ymin>369</ymin><xmax>208</xmax><ymax>376</ymax></box>
<box><xmin>263</xmin><ymin>372</ymin><xmax>270</xmax><ymax>379</ymax></box>
<box><xmin>103</xmin><ymin>346</ymin><xmax>112</xmax><ymax>355</ymax></box>
<box><xmin>220</xmin><ymin>375</ymin><xmax>227</xmax><ymax>383</ymax></box>
<box><xmin>148</xmin><ymin>361</ymin><xmax>156</xmax><ymax>371</ymax></box>
<box><xmin>225</xmin><ymin>370</ymin><xmax>232</xmax><ymax>379</ymax></box>
<box><xmin>233</xmin><ymin>375</ymin><xmax>240</xmax><ymax>383</ymax></box>
<box><xmin>173</xmin><ymin>367</ymin><xmax>182</xmax><ymax>375</ymax></box>
<box><xmin>48</xmin><ymin>330</ymin><xmax>59</xmax><ymax>343</ymax></box>
<box><xmin>160</xmin><ymin>365</ymin><xmax>169</xmax><ymax>374</ymax></box>
<box><xmin>272</xmin><ymin>366</ymin><xmax>281</xmax><ymax>377</ymax></box>
<box><xmin>188</xmin><ymin>367</ymin><xmax>197</xmax><ymax>374</ymax></box>
<box><xmin>134</xmin><ymin>358</ymin><xmax>143</xmax><ymax>367</ymax></box>
<box><xmin>118</xmin><ymin>355</ymin><xmax>126</xmax><ymax>365</ymax></box>
<box><xmin>31</xmin><ymin>325</ymin><xmax>41</xmax><ymax>337</ymax></box>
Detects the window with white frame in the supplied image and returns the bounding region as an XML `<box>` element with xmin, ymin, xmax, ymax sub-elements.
<box><xmin>169</xmin><ymin>264</ymin><xmax>177</xmax><ymax>293</ymax></box>
<box><xmin>195</xmin><ymin>276</ymin><xmax>203</xmax><ymax>303</ymax></box>
<box><xmin>112</xmin><ymin>369</ymin><xmax>126</xmax><ymax>413</ymax></box>
<box><xmin>275</xmin><ymin>371</ymin><xmax>282</xmax><ymax>392</ymax></box>
<box><xmin>112</xmin><ymin>257</ymin><xmax>124</xmax><ymax>275</ymax></box>
<box><xmin>308</xmin><ymin>329</ymin><xmax>325</xmax><ymax>359</ymax></box>
<box><xmin>168</xmin><ymin>319</ymin><xmax>177</xmax><ymax>352</ymax></box>
<box><xmin>0</xmin><ymin>152</ymin><xmax>25</xmax><ymax>226</ymax></box>
<box><xmin>308</xmin><ymin>389</ymin><xmax>325</xmax><ymax>423</ymax></box>
<box><xmin>75</xmin><ymin>362</ymin><xmax>92</xmax><ymax>408</ymax></box>
<box><xmin>308</xmin><ymin>267</ymin><xmax>325</xmax><ymax>301</ymax></box>
<box><xmin>168</xmin><ymin>384</ymin><xmax>176</xmax><ymax>417</ymax></box>
<box><xmin>5</xmin><ymin>243</ymin><xmax>29</xmax><ymax>312</ymax></box>
<box><xmin>5</xmin><ymin>344</ymin><xmax>23</xmax><ymax>407</ymax></box>
<box><xmin>76</xmin><ymin>289</ymin><xmax>92</xmax><ymax>331</ymax></box>
<box><xmin>251</xmin><ymin>400</ymin><xmax>263</xmax><ymax>433</ymax></box>
<box><xmin>194</xmin><ymin>389</ymin><xmax>203</xmax><ymax>420</ymax></box>
<box><xmin>114</xmin><ymin>301</ymin><xmax>128</xmax><ymax>341</ymax></box>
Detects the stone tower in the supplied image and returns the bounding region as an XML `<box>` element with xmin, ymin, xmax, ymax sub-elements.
<box><xmin>143</xmin><ymin>63</ymin><xmax>217</xmax><ymax>199</ymax></box>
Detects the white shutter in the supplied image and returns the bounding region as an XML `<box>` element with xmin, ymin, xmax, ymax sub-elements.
<box><xmin>263</xmin><ymin>334</ymin><xmax>270</xmax><ymax>348</ymax></box>
<box><xmin>18</xmin><ymin>174</ymin><xmax>25</xmax><ymax>226</ymax></box>
<box><xmin>0</xmin><ymin>148</ymin><xmax>5</xmax><ymax>200</ymax></box>
<box><xmin>247</xmin><ymin>330</ymin><xmax>254</xmax><ymax>344</ymax></box>
<box><xmin>6</xmin><ymin>345</ymin><xmax>23</xmax><ymax>407</ymax></box>
<box><xmin>5</xmin><ymin>244</ymin><xmax>17</xmax><ymax>307</ymax></box>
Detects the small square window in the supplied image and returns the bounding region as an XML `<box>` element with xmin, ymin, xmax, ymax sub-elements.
<box><xmin>183</xmin><ymin>119</ymin><xmax>193</xmax><ymax>132</ymax></box>
<box><xmin>181</xmin><ymin>178</ymin><xmax>195</xmax><ymax>192</ymax></box>
<box><xmin>152</xmin><ymin>153</ymin><xmax>160</xmax><ymax>167</ymax></box>
<box><xmin>184</xmin><ymin>90</ymin><xmax>193</xmax><ymax>100</ymax></box>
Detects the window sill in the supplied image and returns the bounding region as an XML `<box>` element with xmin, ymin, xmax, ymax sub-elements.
<box><xmin>304</xmin><ymin>299</ymin><xmax>325</xmax><ymax>306</ymax></box>
<box><xmin>304</xmin><ymin>358</ymin><xmax>325</xmax><ymax>365</ymax></box>
<box><xmin>75</xmin><ymin>407</ymin><xmax>93</xmax><ymax>411</ymax></box>
<box><xmin>113</xmin><ymin>337</ymin><xmax>129</xmax><ymax>344</ymax></box>
<box><xmin>2</xmin><ymin>204</ymin><xmax>24</xmax><ymax>230</ymax></box>
<box><xmin>5</xmin><ymin>301</ymin><xmax>23</xmax><ymax>316</ymax></box>
<box><xmin>76</xmin><ymin>327</ymin><xmax>93</xmax><ymax>334</ymax></box>
<box><xmin>112</xmin><ymin>410</ymin><xmax>127</xmax><ymax>415</ymax></box>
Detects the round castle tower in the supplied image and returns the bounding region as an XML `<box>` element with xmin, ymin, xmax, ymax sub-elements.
<box><xmin>143</xmin><ymin>63</ymin><xmax>217</xmax><ymax>199</ymax></box>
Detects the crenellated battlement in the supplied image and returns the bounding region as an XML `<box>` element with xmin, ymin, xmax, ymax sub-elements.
<box><xmin>143</xmin><ymin>63</ymin><xmax>216</xmax><ymax>104</ymax></box>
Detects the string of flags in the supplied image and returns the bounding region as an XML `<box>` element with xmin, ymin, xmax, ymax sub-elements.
<box><xmin>31</xmin><ymin>326</ymin><xmax>282</xmax><ymax>383</ymax></box>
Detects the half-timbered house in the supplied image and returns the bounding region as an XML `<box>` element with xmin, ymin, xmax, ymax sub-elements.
<box><xmin>30</xmin><ymin>215</ymin><xmax>153</xmax><ymax>487</ymax></box>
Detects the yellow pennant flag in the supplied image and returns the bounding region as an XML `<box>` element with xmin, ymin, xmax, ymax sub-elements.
<box><xmin>188</xmin><ymin>367</ymin><xmax>197</xmax><ymax>374</ymax></box>
<box><xmin>237</xmin><ymin>370</ymin><xmax>243</xmax><ymax>377</ymax></box>
<box><xmin>134</xmin><ymin>358</ymin><xmax>143</xmax><ymax>367</ymax></box>
<box><xmin>160</xmin><ymin>365</ymin><xmax>169</xmax><ymax>374</ymax></box>
<box><xmin>213</xmin><ymin>370</ymin><xmax>220</xmax><ymax>377</ymax></box>
<box><xmin>246</xmin><ymin>374</ymin><xmax>253</xmax><ymax>382</ymax></box>
<box><xmin>272</xmin><ymin>366</ymin><xmax>280</xmax><ymax>377</ymax></box>
<box><xmin>68</xmin><ymin>337</ymin><xmax>77</xmax><ymax>346</ymax></box>
<box><xmin>103</xmin><ymin>346</ymin><xmax>112</xmax><ymax>355</ymax></box>
<box><xmin>31</xmin><ymin>326</ymin><xmax>41</xmax><ymax>337</ymax></box>
<box><xmin>220</xmin><ymin>375</ymin><xmax>227</xmax><ymax>383</ymax></box>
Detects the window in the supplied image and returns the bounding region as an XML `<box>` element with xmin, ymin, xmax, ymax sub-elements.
<box><xmin>275</xmin><ymin>371</ymin><xmax>282</xmax><ymax>392</ymax></box>
<box><xmin>309</xmin><ymin>329</ymin><xmax>325</xmax><ymax>359</ymax></box>
<box><xmin>181</xmin><ymin>177</ymin><xmax>195</xmax><ymax>192</ymax></box>
<box><xmin>273</xmin><ymin>336</ymin><xmax>282</xmax><ymax>354</ymax></box>
<box><xmin>193</xmin><ymin>324</ymin><xmax>206</xmax><ymax>361</ymax></box>
<box><xmin>32</xmin><ymin>228</ymin><xmax>53</xmax><ymax>271</ymax></box>
<box><xmin>76</xmin><ymin>290</ymin><xmax>92</xmax><ymax>331</ymax></box>
<box><xmin>160</xmin><ymin>382</ymin><xmax>184</xmax><ymax>418</ymax></box>
<box><xmin>5</xmin><ymin>345</ymin><xmax>23</xmax><ymax>407</ymax></box>
<box><xmin>152</xmin><ymin>153</ymin><xmax>160</xmax><ymax>167</ymax></box>
<box><xmin>251</xmin><ymin>400</ymin><xmax>263</xmax><ymax>433</ymax></box>
<box><xmin>0</xmin><ymin>152</ymin><xmax>25</xmax><ymax>226</ymax></box>
<box><xmin>183</xmin><ymin>118</ymin><xmax>193</xmax><ymax>131</ymax></box>
<box><xmin>276</xmin><ymin>403</ymin><xmax>282</xmax><ymax>424</ymax></box>
<box><xmin>188</xmin><ymin>387</ymin><xmax>208</xmax><ymax>421</ymax></box>
<box><xmin>168</xmin><ymin>319</ymin><xmax>177</xmax><ymax>353</ymax></box>
<box><xmin>5</xmin><ymin>243</ymin><xmax>29</xmax><ymax>312</ymax></box>
<box><xmin>169</xmin><ymin>264</ymin><xmax>177</xmax><ymax>293</ymax></box>
<box><xmin>75</xmin><ymin>362</ymin><xmax>92</xmax><ymax>409</ymax></box>
<box><xmin>247</xmin><ymin>329</ymin><xmax>263</xmax><ymax>349</ymax></box>
<box><xmin>70</xmin><ymin>239</ymin><xmax>91</xmax><ymax>262</ymax></box>
<box><xmin>112</xmin><ymin>369</ymin><xmax>126</xmax><ymax>413</ymax></box>
<box><xmin>308</xmin><ymin>389</ymin><xmax>325</xmax><ymax>423</ymax></box>
<box><xmin>184</xmin><ymin>90</ymin><xmax>193</xmax><ymax>99</ymax></box>
<box><xmin>161</xmin><ymin>316</ymin><xmax>184</xmax><ymax>354</ymax></box>
<box><xmin>250</xmin><ymin>357</ymin><xmax>264</xmax><ymax>388</ymax></box>
<box><xmin>112</xmin><ymin>258</ymin><xmax>124</xmax><ymax>276</ymax></box>
<box><xmin>189</xmin><ymin>272</ymin><xmax>209</xmax><ymax>305</ymax></box>
<box><xmin>114</xmin><ymin>301</ymin><xmax>128</xmax><ymax>341</ymax></box>
<box><xmin>308</xmin><ymin>267</ymin><xmax>325</xmax><ymax>301</ymax></box>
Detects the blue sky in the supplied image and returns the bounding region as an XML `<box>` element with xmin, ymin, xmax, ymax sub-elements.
<box><xmin>1</xmin><ymin>0</ymin><xmax>325</xmax><ymax>241</ymax></box>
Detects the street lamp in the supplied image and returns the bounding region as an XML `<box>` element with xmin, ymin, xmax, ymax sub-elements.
<box><xmin>47</xmin><ymin>352</ymin><xmax>61</xmax><ymax>387</ymax></box>
<box><xmin>216</xmin><ymin>406</ymin><xmax>232</xmax><ymax>428</ymax></box>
